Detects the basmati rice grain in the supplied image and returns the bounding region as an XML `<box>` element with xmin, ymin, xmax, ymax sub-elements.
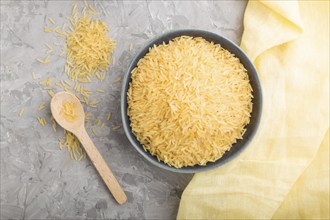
<box><xmin>19</xmin><ymin>108</ymin><xmax>24</xmax><ymax>117</ymax></box>
<box><xmin>107</xmin><ymin>112</ymin><xmax>111</xmax><ymax>121</ymax></box>
<box><xmin>48</xmin><ymin>17</ymin><xmax>56</xmax><ymax>25</ymax></box>
<box><xmin>113</xmin><ymin>76</ymin><xmax>122</xmax><ymax>83</ymax></box>
<box><xmin>112</xmin><ymin>125</ymin><xmax>121</xmax><ymax>131</ymax></box>
<box><xmin>38</xmin><ymin>103</ymin><xmax>46</xmax><ymax>111</ymax></box>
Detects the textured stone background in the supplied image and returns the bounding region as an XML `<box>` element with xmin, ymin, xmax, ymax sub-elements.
<box><xmin>0</xmin><ymin>1</ymin><xmax>247</xmax><ymax>219</ymax></box>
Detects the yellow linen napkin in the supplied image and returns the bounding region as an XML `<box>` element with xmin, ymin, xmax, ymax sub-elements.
<box><xmin>273</xmin><ymin>129</ymin><xmax>329</xmax><ymax>219</ymax></box>
<box><xmin>177</xmin><ymin>0</ymin><xmax>329</xmax><ymax>219</ymax></box>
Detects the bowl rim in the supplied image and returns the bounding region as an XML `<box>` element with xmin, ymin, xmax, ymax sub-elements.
<box><xmin>121</xmin><ymin>29</ymin><xmax>262</xmax><ymax>173</ymax></box>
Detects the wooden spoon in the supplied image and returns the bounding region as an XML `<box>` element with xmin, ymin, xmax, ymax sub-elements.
<box><xmin>50</xmin><ymin>91</ymin><xmax>127</xmax><ymax>205</ymax></box>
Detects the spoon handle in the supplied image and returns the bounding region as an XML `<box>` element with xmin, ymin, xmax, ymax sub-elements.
<box><xmin>76</xmin><ymin>127</ymin><xmax>127</xmax><ymax>205</ymax></box>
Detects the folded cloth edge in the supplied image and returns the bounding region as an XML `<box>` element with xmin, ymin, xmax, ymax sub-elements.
<box><xmin>241</xmin><ymin>0</ymin><xmax>303</xmax><ymax>62</ymax></box>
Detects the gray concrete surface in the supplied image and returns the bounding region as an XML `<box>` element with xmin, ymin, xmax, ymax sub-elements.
<box><xmin>0</xmin><ymin>1</ymin><xmax>247</xmax><ymax>219</ymax></box>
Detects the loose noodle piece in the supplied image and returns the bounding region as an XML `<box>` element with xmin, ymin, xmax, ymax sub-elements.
<box><xmin>127</xmin><ymin>36</ymin><xmax>253</xmax><ymax>168</ymax></box>
<box><xmin>38</xmin><ymin>103</ymin><xmax>46</xmax><ymax>111</ymax></box>
<box><xmin>19</xmin><ymin>108</ymin><xmax>24</xmax><ymax>117</ymax></box>
<box><xmin>107</xmin><ymin>112</ymin><xmax>111</xmax><ymax>121</ymax></box>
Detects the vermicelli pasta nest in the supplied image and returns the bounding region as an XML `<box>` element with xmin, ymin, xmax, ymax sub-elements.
<box><xmin>127</xmin><ymin>36</ymin><xmax>253</xmax><ymax>168</ymax></box>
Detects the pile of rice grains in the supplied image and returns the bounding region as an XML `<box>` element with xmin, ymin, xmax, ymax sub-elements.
<box><xmin>128</xmin><ymin>36</ymin><xmax>253</xmax><ymax>168</ymax></box>
<box><xmin>29</xmin><ymin>1</ymin><xmax>120</xmax><ymax>160</ymax></box>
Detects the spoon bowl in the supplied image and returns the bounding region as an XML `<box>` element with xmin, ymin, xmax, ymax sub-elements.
<box><xmin>50</xmin><ymin>91</ymin><xmax>85</xmax><ymax>133</ymax></box>
<box><xmin>50</xmin><ymin>91</ymin><xmax>127</xmax><ymax>205</ymax></box>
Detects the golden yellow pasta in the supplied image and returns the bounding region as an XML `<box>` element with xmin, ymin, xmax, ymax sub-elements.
<box><xmin>128</xmin><ymin>36</ymin><xmax>253</xmax><ymax>168</ymax></box>
<box><xmin>61</xmin><ymin>100</ymin><xmax>78</xmax><ymax>122</ymax></box>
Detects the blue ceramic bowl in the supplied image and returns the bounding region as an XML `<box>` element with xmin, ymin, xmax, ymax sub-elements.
<box><xmin>121</xmin><ymin>29</ymin><xmax>262</xmax><ymax>173</ymax></box>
